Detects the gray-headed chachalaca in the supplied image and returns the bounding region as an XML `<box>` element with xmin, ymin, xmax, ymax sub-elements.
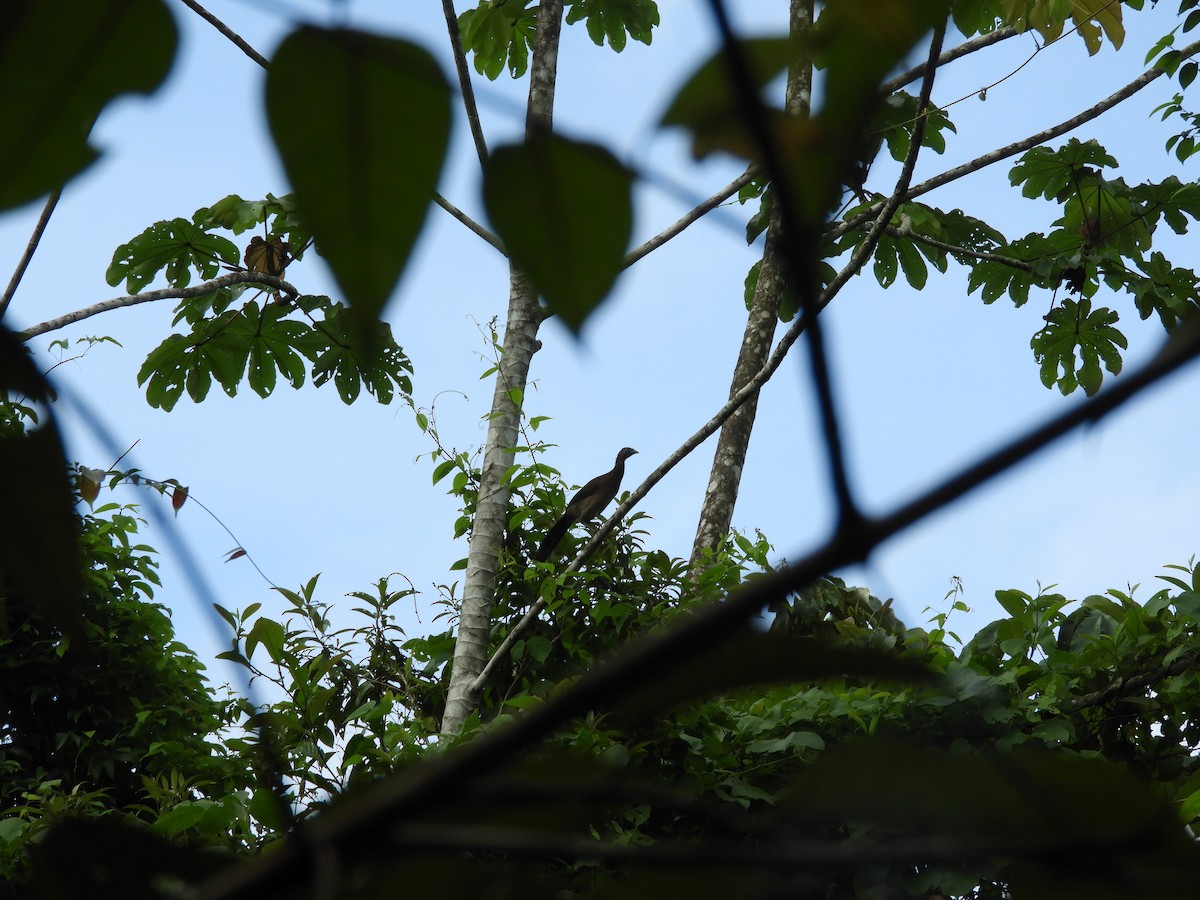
<box><xmin>534</xmin><ymin>447</ymin><xmax>637</xmax><ymax>562</ymax></box>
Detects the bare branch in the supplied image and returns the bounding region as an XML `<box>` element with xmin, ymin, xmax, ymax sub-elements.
<box><xmin>434</xmin><ymin>193</ymin><xmax>506</xmax><ymax>254</ymax></box>
<box><xmin>1</xmin><ymin>187</ymin><xmax>61</xmax><ymax>320</ymax></box>
<box><xmin>441</xmin><ymin>0</ymin><xmax>490</xmax><ymax>168</ymax></box>
<box><xmin>880</xmin><ymin>26</ymin><xmax>1019</xmax><ymax>95</ymax></box>
<box><xmin>176</xmin><ymin>0</ymin><xmax>269</xmax><ymax>69</ymax></box>
<box><xmin>624</xmin><ymin>168</ymin><xmax>758</xmax><ymax>268</ymax></box>
<box><xmin>20</xmin><ymin>271</ymin><xmax>299</xmax><ymax>340</ymax></box>
<box><xmin>907</xmin><ymin>40</ymin><xmax>1200</xmax><ymax>202</ymax></box>
<box><xmin>885</xmin><ymin>223</ymin><xmax>1034</xmax><ymax>270</ymax></box>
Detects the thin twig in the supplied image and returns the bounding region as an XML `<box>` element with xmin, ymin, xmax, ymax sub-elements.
<box><xmin>880</xmin><ymin>26</ymin><xmax>1019</xmax><ymax>95</ymax></box>
<box><xmin>176</xmin><ymin>0</ymin><xmax>270</xmax><ymax>69</ymax></box>
<box><xmin>441</xmin><ymin>0</ymin><xmax>490</xmax><ymax>168</ymax></box>
<box><xmin>20</xmin><ymin>271</ymin><xmax>299</xmax><ymax>340</ymax></box>
<box><xmin>0</xmin><ymin>187</ymin><xmax>62</xmax><ymax>320</ymax></box>
<box><xmin>883</xmin><ymin>224</ymin><xmax>1034</xmax><ymax>271</ymax></box>
<box><xmin>623</xmin><ymin>168</ymin><xmax>758</xmax><ymax>268</ymax></box>
<box><xmin>433</xmin><ymin>193</ymin><xmax>506</xmax><ymax>254</ymax></box>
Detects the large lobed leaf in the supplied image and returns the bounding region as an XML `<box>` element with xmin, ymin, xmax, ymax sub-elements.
<box><xmin>137</xmin><ymin>296</ymin><xmax>412</xmax><ymax>411</ymax></box>
<box><xmin>107</xmin><ymin>218</ymin><xmax>240</xmax><ymax>294</ymax></box>
<box><xmin>459</xmin><ymin>0</ymin><xmax>539</xmax><ymax>80</ymax></box>
<box><xmin>1031</xmin><ymin>296</ymin><xmax>1127</xmax><ymax>396</ymax></box>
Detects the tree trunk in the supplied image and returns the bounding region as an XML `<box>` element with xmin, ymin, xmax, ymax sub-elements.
<box><xmin>441</xmin><ymin>0</ymin><xmax>563</xmax><ymax>737</ymax></box>
<box><xmin>688</xmin><ymin>0</ymin><xmax>813</xmax><ymax>572</ymax></box>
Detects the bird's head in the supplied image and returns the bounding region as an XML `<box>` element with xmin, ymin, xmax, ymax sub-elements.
<box><xmin>617</xmin><ymin>447</ymin><xmax>638</xmax><ymax>462</ymax></box>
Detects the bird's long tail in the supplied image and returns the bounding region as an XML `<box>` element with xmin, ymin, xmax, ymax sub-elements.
<box><xmin>534</xmin><ymin>514</ymin><xmax>574</xmax><ymax>562</ymax></box>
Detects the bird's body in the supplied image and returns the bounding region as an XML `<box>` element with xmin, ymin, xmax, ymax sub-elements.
<box><xmin>534</xmin><ymin>447</ymin><xmax>637</xmax><ymax>562</ymax></box>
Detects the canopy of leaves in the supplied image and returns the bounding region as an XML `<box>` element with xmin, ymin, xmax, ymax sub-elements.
<box><xmin>458</xmin><ymin>0</ymin><xmax>659</xmax><ymax>79</ymax></box>
<box><xmin>0</xmin><ymin>474</ymin><xmax>243</xmax><ymax>880</ymax></box>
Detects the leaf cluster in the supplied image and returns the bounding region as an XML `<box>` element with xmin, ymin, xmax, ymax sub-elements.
<box><xmin>107</xmin><ymin>196</ymin><xmax>414</xmax><ymax>410</ymax></box>
<box><xmin>459</xmin><ymin>0</ymin><xmax>659</xmax><ymax>81</ymax></box>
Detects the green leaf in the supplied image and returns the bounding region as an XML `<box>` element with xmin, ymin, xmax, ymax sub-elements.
<box><xmin>1001</xmin><ymin>0</ymin><xmax>1128</xmax><ymax>55</ymax></box>
<box><xmin>564</xmin><ymin>0</ymin><xmax>660</xmax><ymax>52</ymax></box>
<box><xmin>245</xmin><ymin>617</ymin><xmax>286</xmax><ymax>662</ymax></box>
<box><xmin>0</xmin><ymin>0</ymin><xmax>177</xmax><ymax>211</ymax></box>
<box><xmin>433</xmin><ymin>459</ymin><xmax>457</xmax><ymax>485</ymax></box>
<box><xmin>1030</xmin><ymin>297</ymin><xmax>1127</xmax><ymax>396</ymax></box>
<box><xmin>995</xmin><ymin>589</ymin><xmax>1030</xmax><ymax>619</ymax></box>
<box><xmin>660</xmin><ymin>36</ymin><xmax>799</xmax><ymax>160</ymax></box>
<box><xmin>1126</xmin><ymin>251</ymin><xmax>1200</xmax><ymax>329</ymax></box>
<box><xmin>266</xmin><ymin>28</ymin><xmax>451</xmax><ymax>332</ymax></box>
<box><xmin>458</xmin><ymin>0</ymin><xmax>538</xmax><ymax>80</ymax></box>
<box><xmin>1009</xmin><ymin>138</ymin><xmax>1119</xmax><ymax>201</ymax></box>
<box><xmin>107</xmin><ymin>218</ymin><xmax>240</xmax><ymax>293</ymax></box>
<box><xmin>308</xmin><ymin>302</ymin><xmax>413</xmax><ymax>405</ymax></box>
<box><xmin>484</xmin><ymin>135</ymin><xmax>633</xmax><ymax>332</ymax></box>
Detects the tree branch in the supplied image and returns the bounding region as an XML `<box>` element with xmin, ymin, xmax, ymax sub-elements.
<box><xmin>1059</xmin><ymin>647</ymin><xmax>1200</xmax><ymax>715</ymax></box>
<box><xmin>1</xmin><ymin>187</ymin><xmax>61</xmax><ymax>321</ymax></box>
<box><xmin>880</xmin><ymin>26</ymin><xmax>1019</xmax><ymax>96</ymax></box>
<box><xmin>623</xmin><ymin>168</ymin><xmax>758</xmax><ymax>268</ymax></box>
<box><xmin>829</xmin><ymin>38</ymin><xmax>1200</xmax><ymax>242</ymax></box>
<box><xmin>19</xmin><ymin>271</ymin><xmax>299</xmax><ymax>341</ymax></box>
<box><xmin>176</xmin><ymin>0</ymin><xmax>269</xmax><ymax>69</ymax></box>
<box><xmin>434</xmin><ymin>193</ymin><xmax>506</xmax><ymax>254</ymax></box>
<box><xmin>441</xmin><ymin>0</ymin><xmax>490</xmax><ymax>168</ymax></box>
<box><xmin>882</xmin><ymin>223</ymin><xmax>1034</xmax><ymax>271</ymax></box>
<box><xmin>907</xmin><ymin>39</ymin><xmax>1200</xmax><ymax>202</ymax></box>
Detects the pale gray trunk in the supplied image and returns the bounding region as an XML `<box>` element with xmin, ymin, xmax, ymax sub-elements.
<box><xmin>688</xmin><ymin>0</ymin><xmax>813</xmax><ymax>571</ymax></box>
<box><xmin>441</xmin><ymin>1</ymin><xmax>563</xmax><ymax>736</ymax></box>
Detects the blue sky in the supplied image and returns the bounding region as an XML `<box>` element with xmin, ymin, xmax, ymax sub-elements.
<box><xmin>2</xmin><ymin>1</ymin><xmax>1198</xmax><ymax>675</ymax></box>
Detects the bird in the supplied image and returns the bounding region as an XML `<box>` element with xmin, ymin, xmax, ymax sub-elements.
<box><xmin>534</xmin><ymin>447</ymin><xmax>637</xmax><ymax>562</ymax></box>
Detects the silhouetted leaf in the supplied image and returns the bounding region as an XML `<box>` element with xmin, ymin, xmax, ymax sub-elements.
<box><xmin>0</xmin><ymin>327</ymin><xmax>82</xmax><ymax>636</ymax></box>
<box><xmin>32</xmin><ymin>819</ymin><xmax>232</xmax><ymax>897</ymax></box>
<box><xmin>484</xmin><ymin>135</ymin><xmax>633</xmax><ymax>332</ymax></box>
<box><xmin>266</xmin><ymin>28</ymin><xmax>451</xmax><ymax>333</ymax></box>
<box><xmin>660</xmin><ymin>36</ymin><xmax>799</xmax><ymax>160</ymax></box>
<box><xmin>0</xmin><ymin>0</ymin><xmax>177</xmax><ymax>211</ymax></box>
